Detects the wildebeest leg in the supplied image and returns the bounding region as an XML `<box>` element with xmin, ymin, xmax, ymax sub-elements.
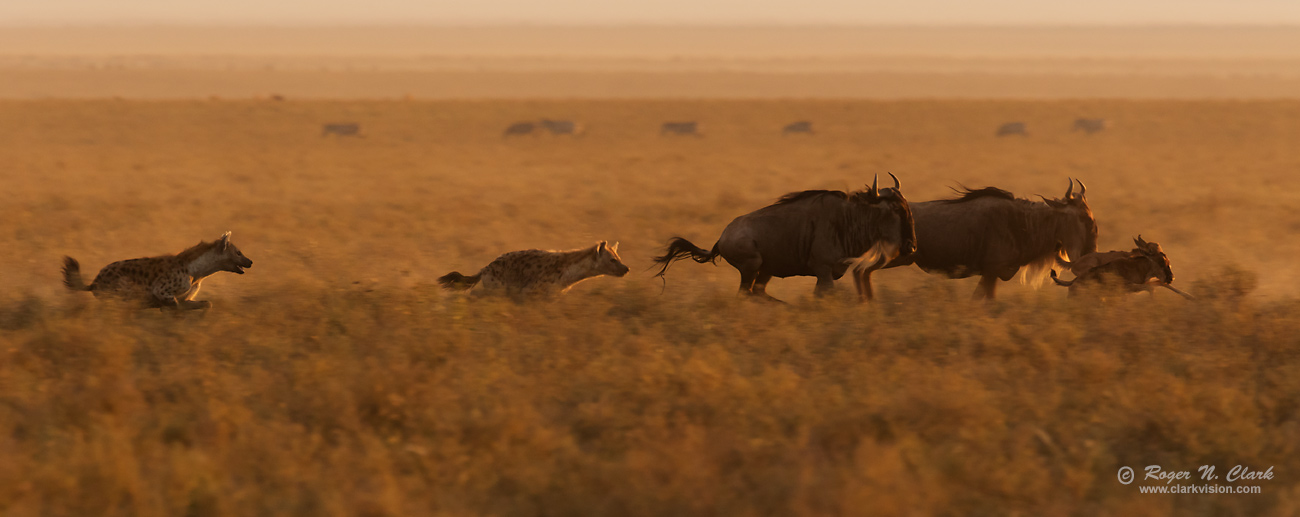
<box><xmin>812</xmin><ymin>265</ymin><xmax>836</xmax><ymax>298</ymax></box>
<box><xmin>750</xmin><ymin>273</ymin><xmax>785</xmax><ymax>303</ymax></box>
<box><xmin>973</xmin><ymin>275</ymin><xmax>998</xmax><ymax>300</ymax></box>
<box><xmin>737</xmin><ymin>272</ymin><xmax>759</xmax><ymax>296</ymax></box>
<box><xmin>735</xmin><ymin>262</ymin><xmax>761</xmax><ymax>296</ymax></box>
<box><xmin>726</xmin><ymin>249</ymin><xmax>764</xmax><ymax>297</ymax></box>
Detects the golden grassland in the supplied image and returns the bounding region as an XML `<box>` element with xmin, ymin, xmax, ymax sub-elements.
<box><xmin>2</xmin><ymin>99</ymin><xmax>1300</xmax><ymax>515</ymax></box>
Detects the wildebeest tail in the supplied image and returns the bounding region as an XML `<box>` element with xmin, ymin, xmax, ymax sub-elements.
<box><xmin>652</xmin><ymin>237</ymin><xmax>719</xmax><ymax>277</ymax></box>
<box><xmin>1049</xmin><ymin>270</ymin><xmax>1074</xmax><ymax>287</ymax></box>
<box><xmin>437</xmin><ymin>271</ymin><xmax>482</xmax><ymax>291</ymax></box>
<box><xmin>62</xmin><ymin>256</ymin><xmax>93</xmax><ymax>291</ymax></box>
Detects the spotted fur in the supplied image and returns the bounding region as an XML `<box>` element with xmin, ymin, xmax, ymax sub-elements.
<box><xmin>62</xmin><ymin>231</ymin><xmax>253</xmax><ymax>310</ymax></box>
<box><xmin>438</xmin><ymin>241</ymin><xmax>629</xmax><ymax>297</ymax></box>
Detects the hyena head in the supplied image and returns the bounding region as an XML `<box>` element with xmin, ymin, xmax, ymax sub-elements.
<box><xmin>214</xmin><ymin>231</ymin><xmax>254</xmax><ymax>274</ymax></box>
<box><xmin>593</xmin><ymin>241</ymin><xmax>630</xmax><ymax>277</ymax></box>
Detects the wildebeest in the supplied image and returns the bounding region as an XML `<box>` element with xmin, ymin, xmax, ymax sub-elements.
<box><xmin>438</xmin><ymin>241</ymin><xmax>629</xmax><ymax>297</ymax></box>
<box><xmin>1072</xmin><ymin>118</ymin><xmax>1109</xmax><ymax>134</ymax></box>
<box><xmin>540</xmin><ymin>119</ymin><xmax>583</xmax><ymax>136</ymax></box>
<box><xmin>996</xmin><ymin>122</ymin><xmax>1028</xmax><ymax>136</ymax></box>
<box><xmin>1051</xmin><ymin>235</ymin><xmax>1193</xmax><ymax>299</ymax></box>
<box><xmin>660</xmin><ymin>121</ymin><xmax>700</xmax><ymax>136</ymax></box>
<box><xmin>503</xmin><ymin>121</ymin><xmax>536</xmax><ymax>137</ymax></box>
<box><xmin>782</xmin><ymin>121</ymin><xmax>814</xmax><ymax>135</ymax></box>
<box><xmin>321</xmin><ymin>123</ymin><xmax>360</xmax><ymax>137</ymax></box>
<box><xmin>653</xmin><ymin>174</ymin><xmax>916</xmax><ymax>303</ymax></box>
<box><xmin>884</xmin><ymin>179</ymin><xmax>1098</xmax><ymax>300</ymax></box>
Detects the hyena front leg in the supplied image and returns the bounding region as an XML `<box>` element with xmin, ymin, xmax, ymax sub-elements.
<box><xmin>157</xmin><ymin>296</ymin><xmax>210</xmax><ymax>310</ymax></box>
<box><xmin>154</xmin><ymin>283</ymin><xmax>211</xmax><ymax>311</ymax></box>
<box><xmin>176</xmin><ymin>299</ymin><xmax>212</xmax><ymax>310</ymax></box>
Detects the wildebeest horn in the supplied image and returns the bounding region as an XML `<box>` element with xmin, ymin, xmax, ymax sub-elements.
<box><xmin>889</xmin><ymin>172</ymin><xmax>900</xmax><ymax>190</ymax></box>
<box><xmin>1076</xmin><ymin>179</ymin><xmax>1086</xmax><ymax>198</ymax></box>
<box><xmin>1065</xmin><ymin>178</ymin><xmax>1074</xmax><ymax>199</ymax></box>
<box><xmin>871</xmin><ymin>174</ymin><xmax>879</xmax><ymax>195</ymax></box>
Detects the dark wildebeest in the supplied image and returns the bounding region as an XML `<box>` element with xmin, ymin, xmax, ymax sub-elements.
<box><xmin>996</xmin><ymin>122</ymin><xmax>1028</xmax><ymax>136</ymax></box>
<box><xmin>1072</xmin><ymin>118</ymin><xmax>1109</xmax><ymax>134</ymax></box>
<box><xmin>540</xmin><ymin>119</ymin><xmax>583</xmax><ymax>136</ymax></box>
<box><xmin>322</xmin><ymin>123</ymin><xmax>360</xmax><ymax>137</ymax></box>
<box><xmin>1050</xmin><ymin>235</ymin><xmax>1193</xmax><ymax>299</ymax></box>
<box><xmin>503</xmin><ymin>121</ymin><xmax>536</xmax><ymax>137</ymax></box>
<box><xmin>653</xmin><ymin>174</ymin><xmax>916</xmax><ymax>303</ymax></box>
<box><xmin>884</xmin><ymin>179</ymin><xmax>1098</xmax><ymax>300</ymax></box>
<box><xmin>782</xmin><ymin>121</ymin><xmax>814</xmax><ymax>135</ymax></box>
<box><xmin>660</xmin><ymin>121</ymin><xmax>700</xmax><ymax>136</ymax></box>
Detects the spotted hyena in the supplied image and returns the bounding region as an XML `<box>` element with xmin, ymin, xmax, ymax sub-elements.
<box><xmin>438</xmin><ymin>241</ymin><xmax>629</xmax><ymax>296</ymax></box>
<box><xmin>62</xmin><ymin>231</ymin><xmax>253</xmax><ymax>310</ymax></box>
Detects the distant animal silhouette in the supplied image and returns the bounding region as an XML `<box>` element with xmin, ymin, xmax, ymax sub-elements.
<box><xmin>321</xmin><ymin>123</ymin><xmax>361</xmax><ymax>137</ymax></box>
<box><xmin>1072</xmin><ymin>118</ymin><xmax>1109</xmax><ymax>134</ymax></box>
<box><xmin>660</xmin><ymin>121</ymin><xmax>700</xmax><ymax>136</ymax></box>
<box><xmin>996</xmin><ymin>122</ymin><xmax>1028</xmax><ymax>136</ymax></box>
<box><xmin>503</xmin><ymin>121</ymin><xmax>537</xmax><ymax>137</ymax></box>
<box><xmin>782</xmin><ymin>121</ymin><xmax>814</xmax><ymax>135</ymax></box>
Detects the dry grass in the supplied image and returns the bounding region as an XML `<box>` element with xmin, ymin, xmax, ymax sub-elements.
<box><xmin>2</xmin><ymin>99</ymin><xmax>1299</xmax><ymax>515</ymax></box>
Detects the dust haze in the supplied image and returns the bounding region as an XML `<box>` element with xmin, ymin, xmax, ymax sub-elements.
<box><xmin>2</xmin><ymin>23</ymin><xmax>1299</xmax><ymax>517</ymax></box>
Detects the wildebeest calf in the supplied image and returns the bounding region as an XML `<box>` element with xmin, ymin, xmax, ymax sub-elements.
<box><xmin>1051</xmin><ymin>235</ymin><xmax>1193</xmax><ymax>299</ymax></box>
<box><xmin>439</xmin><ymin>241</ymin><xmax>629</xmax><ymax>297</ymax></box>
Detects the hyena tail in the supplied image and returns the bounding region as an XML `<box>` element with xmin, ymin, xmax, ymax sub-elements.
<box><xmin>437</xmin><ymin>271</ymin><xmax>482</xmax><ymax>291</ymax></box>
<box><xmin>1049</xmin><ymin>270</ymin><xmax>1074</xmax><ymax>287</ymax></box>
<box><xmin>62</xmin><ymin>256</ymin><xmax>93</xmax><ymax>292</ymax></box>
<box><xmin>651</xmin><ymin>237</ymin><xmax>720</xmax><ymax>278</ymax></box>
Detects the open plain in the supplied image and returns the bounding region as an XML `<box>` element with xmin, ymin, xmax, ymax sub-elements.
<box><xmin>2</xmin><ymin>26</ymin><xmax>1300</xmax><ymax>517</ymax></box>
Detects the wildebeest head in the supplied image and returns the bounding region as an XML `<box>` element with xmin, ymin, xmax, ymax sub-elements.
<box><xmin>1134</xmin><ymin>235</ymin><xmax>1173</xmax><ymax>284</ymax></box>
<box><xmin>1039</xmin><ymin>178</ymin><xmax>1098</xmax><ymax>262</ymax></box>
<box><xmin>857</xmin><ymin>173</ymin><xmax>917</xmax><ymax>258</ymax></box>
<box><xmin>592</xmin><ymin>241</ymin><xmax>630</xmax><ymax>277</ymax></box>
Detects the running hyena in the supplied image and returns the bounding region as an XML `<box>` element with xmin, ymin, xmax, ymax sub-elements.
<box><xmin>62</xmin><ymin>231</ymin><xmax>253</xmax><ymax>310</ymax></box>
<box><xmin>438</xmin><ymin>241</ymin><xmax>630</xmax><ymax>296</ymax></box>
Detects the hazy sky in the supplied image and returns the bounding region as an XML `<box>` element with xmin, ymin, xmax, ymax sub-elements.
<box><xmin>4</xmin><ymin>0</ymin><xmax>1300</xmax><ymax>25</ymax></box>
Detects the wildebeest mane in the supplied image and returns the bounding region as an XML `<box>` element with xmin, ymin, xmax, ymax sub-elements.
<box><xmin>770</xmin><ymin>188</ymin><xmax>899</xmax><ymax>258</ymax></box>
<box><xmin>773</xmin><ymin>189</ymin><xmax>851</xmax><ymax>205</ymax></box>
<box><xmin>775</xmin><ymin>188</ymin><xmax>890</xmax><ymax>206</ymax></box>
<box><xmin>942</xmin><ymin>186</ymin><xmax>1016</xmax><ymax>204</ymax></box>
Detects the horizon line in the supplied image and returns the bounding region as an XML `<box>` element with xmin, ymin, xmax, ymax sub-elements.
<box><xmin>5</xmin><ymin>22</ymin><xmax>1300</xmax><ymax>29</ymax></box>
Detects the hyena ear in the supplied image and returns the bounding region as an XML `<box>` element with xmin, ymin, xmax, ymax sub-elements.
<box><xmin>597</xmin><ymin>240</ymin><xmax>608</xmax><ymax>253</ymax></box>
<box><xmin>610</xmin><ymin>242</ymin><xmax>619</xmax><ymax>253</ymax></box>
<box><xmin>219</xmin><ymin>231</ymin><xmax>231</xmax><ymax>251</ymax></box>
